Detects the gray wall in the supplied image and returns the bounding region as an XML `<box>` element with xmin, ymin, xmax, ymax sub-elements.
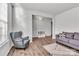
<box><xmin>55</xmin><ymin>7</ymin><xmax>79</xmax><ymax>35</ymax></box>
<box><xmin>32</xmin><ymin>15</ymin><xmax>52</xmax><ymax>37</ymax></box>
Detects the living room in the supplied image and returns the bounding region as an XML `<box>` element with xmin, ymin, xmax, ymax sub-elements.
<box><xmin>1</xmin><ymin>3</ymin><xmax>79</xmax><ymax>56</ymax></box>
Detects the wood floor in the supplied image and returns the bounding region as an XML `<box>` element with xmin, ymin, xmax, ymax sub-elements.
<box><xmin>8</xmin><ymin>36</ymin><xmax>54</xmax><ymax>56</ymax></box>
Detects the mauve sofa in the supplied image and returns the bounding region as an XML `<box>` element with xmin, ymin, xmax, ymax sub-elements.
<box><xmin>56</xmin><ymin>32</ymin><xmax>79</xmax><ymax>50</ymax></box>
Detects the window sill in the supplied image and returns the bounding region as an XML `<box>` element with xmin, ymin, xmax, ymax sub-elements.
<box><xmin>0</xmin><ymin>39</ymin><xmax>9</xmax><ymax>48</ymax></box>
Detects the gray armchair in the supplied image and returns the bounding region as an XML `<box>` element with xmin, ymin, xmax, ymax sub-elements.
<box><xmin>10</xmin><ymin>31</ymin><xmax>30</xmax><ymax>49</ymax></box>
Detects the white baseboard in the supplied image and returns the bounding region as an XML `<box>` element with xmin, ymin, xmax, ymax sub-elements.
<box><xmin>30</xmin><ymin>40</ymin><xmax>32</xmax><ymax>43</ymax></box>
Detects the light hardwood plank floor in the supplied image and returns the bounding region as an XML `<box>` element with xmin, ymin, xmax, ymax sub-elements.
<box><xmin>8</xmin><ymin>36</ymin><xmax>54</xmax><ymax>56</ymax></box>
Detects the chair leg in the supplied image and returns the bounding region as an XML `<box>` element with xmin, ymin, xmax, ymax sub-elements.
<box><xmin>25</xmin><ymin>41</ymin><xmax>30</xmax><ymax>48</ymax></box>
<box><xmin>24</xmin><ymin>48</ymin><xmax>26</xmax><ymax>50</ymax></box>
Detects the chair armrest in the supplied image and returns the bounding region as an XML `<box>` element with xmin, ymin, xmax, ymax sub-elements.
<box><xmin>22</xmin><ymin>36</ymin><xmax>29</xmax><ymax>40</ymax></box>
<box><xmin>22</xmin><ymin>38</ymin><xmax>30</xmax><ymax>45</ymax></box>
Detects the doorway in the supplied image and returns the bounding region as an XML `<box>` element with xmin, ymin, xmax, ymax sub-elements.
<box><xmin>32</xmin><ymin>15</ymin><xmax>52</xmax><ymax>39</ymax></box>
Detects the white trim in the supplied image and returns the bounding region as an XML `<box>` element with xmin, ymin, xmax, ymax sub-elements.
<box><xmin>30</xmin><ymin>39</ymin><xmax>32</xmax><ymax>43</ymax></box>
<box><xmin>0</xmin><ymin>39</ymin><xmax>9</xmax><ymax>48</ymax></box>
<box><xmin>52</xmin><ymin>16</ymin><xmax>56</xmax><ymax>39</ymax></box>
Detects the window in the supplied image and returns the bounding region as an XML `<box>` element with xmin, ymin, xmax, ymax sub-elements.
<box><xmin>0</xmin><ymin>3</ymin><xmax>8</xmax><ymax>43</ymax></box>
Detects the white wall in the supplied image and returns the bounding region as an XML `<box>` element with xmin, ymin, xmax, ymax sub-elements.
<box><xmin>12</xmin><ymin>4</ymin><xmax>32</xmax><ymax>42</ymax></box>
<box><xmin>32</xmin><ymin>15</ymin><xmax>52</xmax><ymax>37</ymax></box>
<box><xmin>55</xmin><ymin>7</ymin><xmax>79</xmax><ymax>35</ymax></box>
<box><xmin>8</xmin><ymin>3</ymin><xmax>14</xmax><ymax>51</ymax></box>
<box><xmin>13</xmin><ymin>4</ymin><xmax>28</xmax><ymax>36</ymax></box>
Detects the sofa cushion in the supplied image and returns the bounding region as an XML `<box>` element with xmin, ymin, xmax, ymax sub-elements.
<box><xmin>69</xmin><ymin>39</ymin><xmax>79</xmax><ymax>46</ymax></box>
<box><xmin>64</xmin><ymin>32</ymin><xmax>74</xmax><ymax>39</ymax></box>
<box><xmin>59</xmin><ymin>37</ymin><xmax>70</xmax><ymax>43</ymax></box>
<box><xmin>74</xmin><ymin>32</ymin><xmax>79</xmax><ymax>40</ymax></box>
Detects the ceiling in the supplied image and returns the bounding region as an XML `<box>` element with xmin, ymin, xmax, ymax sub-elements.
<box><xmin>20</xmin><ymin>3</ymin><xmax>79</xmax><ymax>15</ymax></box>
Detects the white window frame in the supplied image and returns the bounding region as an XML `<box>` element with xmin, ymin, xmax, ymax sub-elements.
<box><xmin>0</xmin><ymin>3</ymin><xmax>8</xmax><ymax>46</ymax></box>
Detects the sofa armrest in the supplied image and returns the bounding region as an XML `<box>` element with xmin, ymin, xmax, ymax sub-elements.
<box><xmin>56</xmin><ymin>34</ymin><xmax>59</xmax><ymax>38</ymax></box>
<box><xmin>56</xmin><ymin>34</ymin><xmax>59</xmax><ymax>40</ymax></box>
